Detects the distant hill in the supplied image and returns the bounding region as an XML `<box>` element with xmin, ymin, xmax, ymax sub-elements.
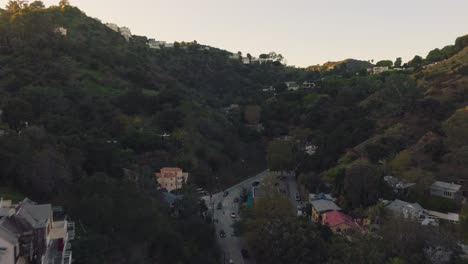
<box><xmin>307</xmin><ymin>59</ymin><xmax>373</xmax><ymax>73</ymax></box>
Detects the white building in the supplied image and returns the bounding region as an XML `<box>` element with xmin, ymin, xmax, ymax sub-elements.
<box><xmin>105</xmin><ymin>23</ymin><xmax>119</xmax><ymax>32</ymax></box>
<box><xmin>53</xmin><ymin>27</ymin><xmax>67</xmax><ymax>36</ymax></box>
<box><xmin>430</xmin><ymin>181</ymin><xmax>463</xmax><ymax>200</ymax></box>
<box><xmin>285</xmin><ymin>82</ymin><xmax>299</xmax><ymax>91</ymax></box>
<box><xmin>148</xmin><ymin>39</ymin><xmax>166</xmax><ymax>49</ymax></box>
<box><xmin>242</xmin><ymin>57</ymin><xmax>251</xmax><ymax>64</ymax></box>
<box><xmin>302</xmin><ymin>81</ymin><xmax>316</xmax><ymax>89</ymax></box>
<box><xmin>119</xmin><ymin>27</ymin><xmax>132</xmax><ymax>40</ymax></box>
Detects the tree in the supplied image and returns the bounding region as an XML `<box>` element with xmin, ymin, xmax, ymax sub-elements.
<box><xmin>376</xmin><ymin>60</ymin><xmax>393</xmax><ymax>67</ymax></box>
<box><xmin>344</xmin><ymin>161</ymin><xmax>381</xmax><ymax>208</ymax></box>
<box><xmin>267</xmin><ymin>140</ymin><xmax>294</xmax><ymax>173</ymax></box>
<box><xmin>408</xmin><ymin>55</ymin><xmax>423</xmax><ymax>68</ymax></box>
<box><xmin>29</xmin><ymin>1</ymin><xmax>45</xmax><ymax>9</ymax></box>
<box><xmin>247</xmin><ymin>53</ymin><xmax>252</xmax><ymax>64</ymax></box>
<box><xmin>2</xmin><ymin>98</ymin><xmax>33</xmax><ymax>132</ymax></box>
<box><xmin>244</xmin><ymin>105</ymin><xmax>261</xmax><ymax>125</ymax></box>
<box><xmin>394</xmin><ymin>57</ymin><xmax>402</xmax><ymax>68</ymax></box>
<box><xmin>59</xmin><ymin>0</ymin><xmax>70</xmax><ymax>7</ymax></box>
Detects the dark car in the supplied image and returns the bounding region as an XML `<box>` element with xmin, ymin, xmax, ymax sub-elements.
<box><xmin>241</xmin><ymin>249</ymin><xmax>249</xmax><ymax>259</ymax></box>
<box><xmin>223</xmin><ymin>191</ymin><xmax>229</xmax><ymax>197</ymax></box>
<box><xmin>219</xmin><ymin>230</ymin><xmax>226</xmax><ymax>238</ymax></box>
<box><xmin>234</xmin><ymin>197</ymin><xmax>239</xmax><ymax>203</ymax></box>
<box><xmin>217</xmin><ymin>202</ymin><xmax>222</xmax><ymax>209</ymax></box>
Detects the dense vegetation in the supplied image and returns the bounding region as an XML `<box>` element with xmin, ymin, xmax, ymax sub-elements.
<box><xmin>0</xmin><ymin>1</ymin><xmax>467</xmax><ymax>263</ymax></box>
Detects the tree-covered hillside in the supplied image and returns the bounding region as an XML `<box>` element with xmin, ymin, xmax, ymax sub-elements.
<box><xmin>1</xmin><ymin>1</ymin><xmax>467</xmax><ymax>264</ymax></box>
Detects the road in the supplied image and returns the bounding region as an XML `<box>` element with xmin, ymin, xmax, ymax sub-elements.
<box><xmin>203</xmin><ymin>170</ymin><xmax>300</xmax><ymax>264</ymax></box>
<box><xmin>203</xmin><ymin>170</ymin><xmax>269</xmax><ymax>264</ymax></box>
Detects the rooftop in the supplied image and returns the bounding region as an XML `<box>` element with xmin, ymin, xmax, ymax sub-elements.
<box><xmin>431</xmin><ymin>181</ymin><xmax>462</xmax><ymax>191</ymax></box>
<box><xmin>311</xmin><ymin>199</ymin><xmax>341</xmax><ymax>213</ymax></box>
<box><xmin>323</xmin><ymin>210</ymin><xmax>355</xmax><ymax>227</ymax></box>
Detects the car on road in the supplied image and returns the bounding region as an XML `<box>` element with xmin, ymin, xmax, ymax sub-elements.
<box><xmin>223</xmin><ymin>191</ymin><xmax>229</xmax><ymax>197</ymax></box>
<box><xmin>219</xmin><ymin>229</ymin><xmax>226</xmax><ymax>238</ymax></box>
<box><xmin>217</xmin><ymin>202</ymin><xmax>222</xmax><ymax>209</ymax></box>
<box><xmin>233</xmin><ymin>197</ymin><xmax>239</xmax><ymax>203</ymax></box>
<box><xmin>295</xmin><ymin>194</ymin><xmax>301</xmax><ymax>201</ymax></box>
<box><xmin>241</xmin><ymin>249</ymin><xmax>250</xmax><ymax>259</ymax></box>
<box><xmin>230</xmin><ymin>212</ymin><xmax>237</xmax><ymax>218</ymax></box>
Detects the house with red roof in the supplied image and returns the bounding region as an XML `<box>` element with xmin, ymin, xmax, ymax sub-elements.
<box><xmin>321</xmin><ymin>210</ymin><xmax>357</xmax><ymax>234</ymax></box>
<box><xmin>155</xmin><ymin>167</ymin><xmax>189</xmax><ymax>192</ymax></box>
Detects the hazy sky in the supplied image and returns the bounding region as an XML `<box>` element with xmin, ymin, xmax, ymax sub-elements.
<box><xmin>3</xmin><ymin>0</ymin><xmax>468</xmax><ymax>67</ymax></box>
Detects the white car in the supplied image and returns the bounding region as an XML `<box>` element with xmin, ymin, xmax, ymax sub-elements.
<box><xmin>231</xmin><ymin>212</ymin><xmax>237</xmax><ymax>218</ymax></box>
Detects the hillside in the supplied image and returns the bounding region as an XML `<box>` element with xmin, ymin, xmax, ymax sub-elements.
<box><xmin>0</xmin><ymin>2</ymin><xmax>467</xmax><ymax>264</ymax></box>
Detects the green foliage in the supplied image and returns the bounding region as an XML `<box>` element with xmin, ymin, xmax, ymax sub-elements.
<box><xmin>376</xmin><ymin>60</ymin><xmax>393</xmax><ymax>67</ymax></box>
<box><xmin>394</xmin><ymin>57</ymin><xmax>402</xmax><ymax>68</ymax></box>
<box><xmin>442</xmin><ymin>108</ymin><xmax>468</xmax><ymax>149</ymax></box>
<box><xmin>267</xmin><ymin>140</ymin><xmax>294</xmax><ymax>172</ymax></box>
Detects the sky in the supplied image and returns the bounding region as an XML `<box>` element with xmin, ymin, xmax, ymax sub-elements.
<box><xmin>3</xmin><ymin>0</ymin><xmax>468</xmax><ymax>67</ymax></box>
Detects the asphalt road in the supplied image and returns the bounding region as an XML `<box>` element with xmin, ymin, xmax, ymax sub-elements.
<box><xmin>203</xmin><ymin>170</ymin><xmax>269</xmax><ymax>264</ymax></box>
<box><xmin>203</xmin><ymin>170</ymin><xmax>300</xmax><ymax>264</ymax></box>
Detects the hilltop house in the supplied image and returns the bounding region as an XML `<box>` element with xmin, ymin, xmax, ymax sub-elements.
<box><xmin>53</xmin><ymin>27</ymin><xmax>67</xmax><ymax>36</ymax></box>
<box><xmin>430</xmin><ymin>181</ymin><xmax>463</xmax><ymax>200</ymax></box>
<box><xmin>285</xmin><ymin>82</ymin><xmax>299</xmax><ymax>91</ymax></box>
<box><xmin>0</xmin><ymin>198</ymin><xmax>74</xmax><ymax>264</ymax></box>
<box><xmin>368</xmin><ymin>66</ymin><xmax>390</xmax><ymax>74</ymax></box>
<box><xmin>105</xmin><ymin>23</ymin><xmax>132</xmax><ymax>40</ymax></box>
<box><xmin>242</xmin><ymin>57</ymin><xmax>251</xmax><ymax>64</ymax></box>
<box><xmin>386</xmin><ymin>199</ymin><xmax>425</xmax><ymax>220</ymax></box>
<box><xmin>155</xmin><ymin>167</ymin><xmax>189</xmax><ymax>192</ymax></box>
<box><xmin>148</xmin><ymin>39</ymin><xmax>165</xmax><ymax>49</ymax></box>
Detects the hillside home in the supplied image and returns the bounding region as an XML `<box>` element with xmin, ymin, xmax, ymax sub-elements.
<box><xmin>242</xmin><ymin>57</ymin><xmax>251</xmax><ymax>64</ymax></box>
<box><xmin>383</xmin><ymin>176</ymin><xmax>416</xmax><ymax>195</ymax></box>
<box><xmin>119</xmin><ymin>27</ymin><xmax>132</xmax><ymax>40</ymax></box>
<box><xmin>105</xmin><ymin>22</ymin><xmax>119</xmax><ymax>32</ymax></box>
<box><xmin>285</xmin><ymin>82</ymin><xmax>299</xmax><ymax>91</ymax></box>
<box><xmin>322</xmin><ymin>210</ymin><xmax>357</xmax><ymax>233</ymax></box>
<box><xmin>0</xmin><ymin>198</ymin><xmax>74</xmax><ymax>264</ymax></box>
<box><xmin>148</xmin><ymin>39</ymin><xmax>166</xmax><ymax>49</ymax></box>
<box><xmin>386</xmin><ymin>199</ymin><xmax>426</xmax><ymax>220</ymax></box>
<box><xmin>53</xmin><ymin>27</ymin><xmax>67</xmax><ymax>36</ymax></box>
<box><xmin>311</xmin><ymin>199</ymin><xmax>341</xmax><ymax>222</ymax></box>
<box><xmin>262</xmin><ymin>86</ymin><xmax>275</xmax><ymax>92</ymax></box>
<box><xmin>430</xmin><ymin>181</ymin><xmax>462</xmax><ymax>200</ymax></box>
<box><xmin>155</xmin><ymin>167</ymin><xmax>189</xmax><ymax>192</ymax></box>
<box><xmin>302</xmin><ymin>81</ymin><xmax>316</xmax><ymax>89</ymax></box>
<box><xmin>371</xmin><ymin>66</ymin><xmax>390</xmax><ymax>74</ymax></box>
<box><xmin>229</xmin><ymin>53</ymin><xmax>241</xmax><ymax>60</ymax></box>
<box><xmin>305</xmin><ymin>144</ymin><xmax>318</xmax><ymax>156</ymax></box>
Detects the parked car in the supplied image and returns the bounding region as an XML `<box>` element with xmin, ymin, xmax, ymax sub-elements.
<box><xmin>295</xmin><ymin>194</ymin><xmax>301</xmax><ymax>201</ymax></box>
<box><xmin>219</xmin><ymin>229</ymin><xmax>226</xmax><ymax>237</ymax></box>
<box><xmin>223</xmin><ymin>191</ymin><xmax>229</xmax><ymax>197</ymax></box>
<box><xmin>241</xmin><ymin>249</ymin><xmax>250</xmax><ymax>259</ymax></box>
<box><xmin>231</xmin><ymin>212</ymin><xmax>237</xmax><ymax>218</ymax></box>
<box><xmin>234</xmin><ymin>197</ymin><xmax>239</xmax><ymax>203</ymax></box>
<box><xmin>217</xmin><ymin>202</ymin><xmax>222</xmax><ymax>210</ymax></box>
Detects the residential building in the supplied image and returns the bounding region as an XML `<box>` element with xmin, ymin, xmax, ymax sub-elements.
<box><xmin>321</xmin><ymin>210</ymin><xmax>357</xmax><ymax>233</ymax></box>
<box><xmin>311</xmin><ymin>199</ymin><xmax>341</xmax><ymax>222</ymax></box>
<box><xmin>309</xmin><ymin>193</ymin><xmax>335</xmax><ymax>203</ymax></box>
<box><xmin>302</xmin><ymin>81</ymin><xmax>316</xmax><ymax>89</ymax></box>
<box><xmin>430</xmin><ymin>181</ymin><xmax>463</xmax><ymax>200</ymax></box>
<box><xmin>242</xmin><ymin>57</ymin><xmax>251</xmax><ymax>64</ymax></box>
<box><xmin>53</xmin><ymin>27</ymin><xmax>67</xmax><ymax>36</ymax></box>
<box><xmin>285</xmin><ymin>82</ymin><xmax>299</xmax><ymax>91</ymax></box>
<box><xmin>261</xmin><ymin>86</ymin><xmax>275</xmax><ymax>92</ymax></box>
<box><xmin>119</xmin><ymin>27</ymin><xmax>132</xmax><ymax>40</ymax></box>
<box><xmin>155</xmin><ymin>167</ymin><xmax>189</xmax><ymax>192</ymax></box>
<box><xmin>371</xmin><ymin>66</ymin><xmax>390</xmax><ymax>74</ymax></box>
<box><xmin>148</xmin><ymin>39</ymin><xmax>166</xmax><ymax>49</ymax></box>
<box><xmin>386</xmin><ymin>199</ymin><xmax>425</xmax><ymax>220</ymax></box>
<box><xmin>305</xmin><ymin>144</ymin><xmax>318</xmax><ymax>156</ymax></box>
<box><xmin>229</xmin><ymin>53</ymin><xmax>241</xmax><ymax>60</ymax></box>
<box><xmin>383</xmin><ymin>175</ymin><xmax>415</xmax><ymax>194</ymax></box>
<box><xmin>105</xmin><ymin>22</ymin><xmax>119</xmax><ymax>32</ymax></box>
<box><xmin>257</xmin><ymin>58</ymin><xmax>273</xmax><ymax>64</ymax></box>
<box><xmin>0</xmin><ymin>198</ymin><xmax>74</xmax><ymax>264</ymax></box>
